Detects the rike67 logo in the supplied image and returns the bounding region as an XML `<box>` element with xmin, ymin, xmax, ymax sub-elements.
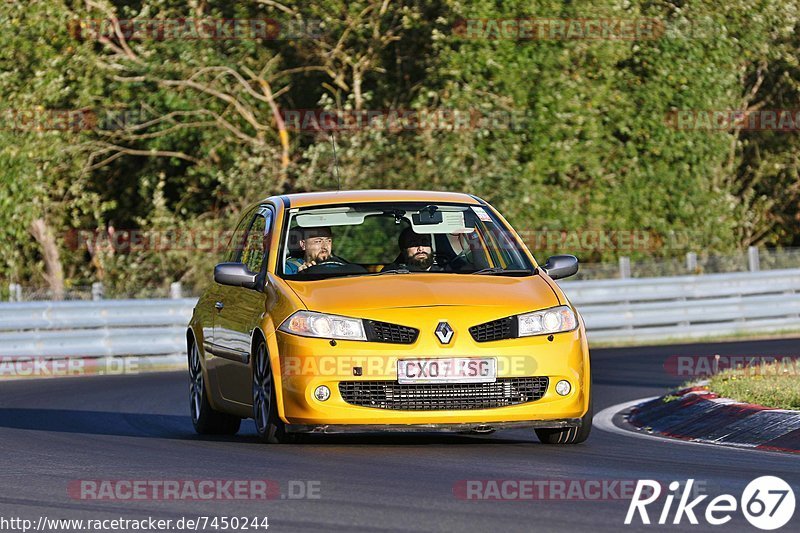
<box><xmin>626</xmin><ymin>477</ymin><xmax>795</xmax><ymax>530</ymax></box>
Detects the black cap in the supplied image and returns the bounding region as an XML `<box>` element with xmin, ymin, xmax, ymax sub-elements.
<box><xmin>399</xmin><ymin>227</ymin><xmax>432</xmax><ymax>249</ymax></box>
<box><xmin>302</xmin><ymin>226</ymin><xmax>332</xmax><ymax>239</ymax></box>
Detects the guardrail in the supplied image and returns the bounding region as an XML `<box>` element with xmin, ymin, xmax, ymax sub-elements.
<box><xmin>561</xmin><ymin>268</ymin><xmax>800</xmax><ymax>342</ymax></box>
<box><xmin>0</xmin><ymin>270</ymin><xmax>798</xmax><ymax>368</ymax></box>
<box><xmin>0</xmin><ymin>299</ymin><xmax>196</xmax><ymax>372</ymax></box>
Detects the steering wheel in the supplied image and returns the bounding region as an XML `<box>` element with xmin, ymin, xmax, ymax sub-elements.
<box><xmin>300</xmin><ymin>258</ymin><xmax>368</xmax><ymax>275</ymax></box>
<box><xmin>301</xmin><ymin>258</ymin><xmax>347</xmax><ymax>272</ymax></box>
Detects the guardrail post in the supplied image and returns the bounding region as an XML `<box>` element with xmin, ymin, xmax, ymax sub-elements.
<box><xmin>170</xmin><ymin>282</ymin><xmax>183</xmax><ymax>299</ymax></box>
<box><xmin>748</xmin><ymin>246</ymin><xmax>760</xmax><ymax>272</ymax></box>
<box><xmin>91</xmin><ymin>282</ymin><xmax>104</xmax><ymax>301</ymax></box>
<box><xmin>619</xmin><ymin>256</ymin><xmax>631</xmax><ymax>279</ymax></box>
<box><xmin>686</xmin><ymin>252</ymin><xmax>697</xmax><ymax>272</ymax></box>
<box><xmin>8</xmin><ymin>283</ymin><xmax>22</xmax><ymax>302</ymax></box>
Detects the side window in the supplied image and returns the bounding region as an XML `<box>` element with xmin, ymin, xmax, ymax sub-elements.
<box><xmin>241</xmin><ymin>210</ymin><xmax>272</xmax><ymax>273</ymax></box>
<box><xmin>224</xmin><ymin>206</ymin><xmax>258</xmax><ymax>263</ymax></box>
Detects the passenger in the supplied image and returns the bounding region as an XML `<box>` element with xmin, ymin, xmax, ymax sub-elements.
<box><xmin>382</xmin><ymin>227</ymin><xmax>441</xmax><ymax>272</ymax></box>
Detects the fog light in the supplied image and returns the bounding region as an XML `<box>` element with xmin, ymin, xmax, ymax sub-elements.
<box><xmin>555</xmin><ymin>380</ymin><xmax>571</xmax><ymax>396</ymax></box>
<box><xmin>313</xmin><ymin>385</ymin><xmax>331</xmax><ymax>402</ymax></box>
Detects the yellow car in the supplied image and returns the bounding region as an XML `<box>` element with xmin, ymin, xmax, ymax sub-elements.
<box><xmin>187</xmin><ymin>190</ymin><xmax>591</xmax><ymax>444</ymax></box>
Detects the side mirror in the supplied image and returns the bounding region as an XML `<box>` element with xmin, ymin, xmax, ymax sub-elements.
<box><xmin>214</xmin><ymin>262</ymin><xmax>258</xmax><ymax>289</ymax></box>
<box><xmin>541</xmin><ymin>255</ymin><xmax>579</xmax><ymax>280</ymax></box>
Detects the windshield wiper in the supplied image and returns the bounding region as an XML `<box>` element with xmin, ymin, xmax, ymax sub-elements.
<box><xmin>374</xmin><ymin>267</ymin><xmax>411</xmax><ymax>275</ymax></box>
<box><xmin>471</xmin><ymin>267</ymin><xmax>533</xmax><ymax>276</ymax></box>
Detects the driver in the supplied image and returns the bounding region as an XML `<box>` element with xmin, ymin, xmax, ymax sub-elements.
<box><xmin>285</xmin><ymin>226</ymin><xmax>334</xmax><ymax>274</ymax></box>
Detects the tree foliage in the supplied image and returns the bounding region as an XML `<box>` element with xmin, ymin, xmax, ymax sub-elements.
<box><xmin>1</xmin><ymin>0</ymin><xmax>798</xmax><ymax>296</ymax></box>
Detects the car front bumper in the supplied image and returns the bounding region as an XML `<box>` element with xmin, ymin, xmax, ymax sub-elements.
<box><xmin>285</xmin><ymin>419</ymin><xmax>583</xmax><ymax>434</ymax></box>
<box><xmin>269</xmin><ymin>323</ymin><xmax>591</xmax><ymax>428</ymax></box>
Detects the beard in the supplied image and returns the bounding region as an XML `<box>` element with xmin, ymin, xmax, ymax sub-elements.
<box><xmin>311</xmin><ymin>250</ymin><xmax>330</xmax><ymax>262</ymax></box>
<box><xmin>407</xmin><ymin>251</ymin><xmax>433</xmax><ymax>270</ymax></box>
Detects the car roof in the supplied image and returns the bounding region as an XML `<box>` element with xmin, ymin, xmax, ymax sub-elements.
<box><xmin>268</xmin><ymin>189</ymin><xmax>482</xmax><ymax>208</ymax></box>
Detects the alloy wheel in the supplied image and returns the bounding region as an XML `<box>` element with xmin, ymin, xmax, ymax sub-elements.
<box><xmin>253</xmin><ymin>342</ymin><xmax>272</xmax><ymax>434</ymax></box>
<box><xmin>189</xmin><ymin>341</ymin><xmax>203</xmax><ymax>423</ymax></box>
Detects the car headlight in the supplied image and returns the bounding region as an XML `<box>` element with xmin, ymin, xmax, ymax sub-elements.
<box><xmin>278</xmin><ymin>310</ymin><xmax>367</xmax><ymax>341</ymax></box>
<box><xmin>517</xmin><ymin>305</ymin><xmax>577</xmax><ymax>337</ymax></box>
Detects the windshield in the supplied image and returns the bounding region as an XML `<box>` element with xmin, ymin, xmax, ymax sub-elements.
<box><xmin>280</xmin><ymin>202</ymin><xmax>534</xmax><ymax>280</ymax></box>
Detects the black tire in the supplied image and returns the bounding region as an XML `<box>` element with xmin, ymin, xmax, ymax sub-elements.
<box><xmin>189</xmin><ymin>339</ymin><xmax>241</xmax><ymax>435</ymax></box>
<box><xmin>535</xmin><ymin>396</ymin><xmax>592</xmax><ymax>445</ymax></box>
<box><xmin>252</xmin><ymin>340</ymin><xmax>295</xmax><ymax>444</ymax></box>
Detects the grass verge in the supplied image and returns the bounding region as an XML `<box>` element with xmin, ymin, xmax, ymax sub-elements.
<box><xmin>705</xmin><ymin>360</ymin><xmax>800</xmax><ymax>410</ymax></box>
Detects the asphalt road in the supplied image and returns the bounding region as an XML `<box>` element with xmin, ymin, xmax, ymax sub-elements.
<box><xmin>1</xmin><ymin>338</ymin><xmax>798</xmax><ymax>532</ymax></box>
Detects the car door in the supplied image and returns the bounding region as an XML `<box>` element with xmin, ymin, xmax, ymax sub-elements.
<box><xmin>213</xmin><ymin>206</ymin><xmax>273</xmax><ymax>405</ymax></box>
<box><xmin>205</xmin><ymin>206</ymin><xmax>256</xmax><ymax>358</ymax></box>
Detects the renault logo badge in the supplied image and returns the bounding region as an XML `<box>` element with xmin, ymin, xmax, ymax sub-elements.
<box><xmin>435</xmin><ymin>321</ymin><xmax>454</xmax><ymax>344</ymax></box>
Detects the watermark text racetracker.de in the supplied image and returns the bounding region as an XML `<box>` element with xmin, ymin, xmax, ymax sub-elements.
<box><xmin>0</xmin><ymin>357</ymin><xmax>138</xmax><ymax>378</ymax></box>
<box><xmin>1</xmin><ymin>106</ymin><xmax>152</xmax><ymax>132</ymax></box>
<box><xmin>281</xmin><ymin>108</ymin><xmax>534</xmax><ymax>132</ymax></box>
<box><xmin>664</xmin><ymin>355</ymin><xmax>800</xmax><ymax>378</ymax></box>
<box><xmin>453</xmin><ymin>479</ymin><xmax>698</xmax><ymax>501</ymax></box>
<box><xmin>64</xmin><ymin>227</ymin><xmax>714</xmax><ymax>255</ymax></box>
<box><xmin>453</xmin><ymin>18</ymin><xmax>664</xmax><ymax>40</ymax></box>
<box><xmin>69</xmin><ymin>17</ymin><xmax>323</xmax><ymax>41</ymax></box>
<box><xmin>282</xmin><ymin>355</ymin><xmax>535</xmax><ymax>378</ymax></box>
<box><xmin>64</xmin><ymin>228</ymin><xmax>245</xmax><ymax>254</ymax></box>
<box><xmin>73</xmin><ymin>227</ymin><xmax>650</xmax><ymax>254</ymax></box>
<box><xmin>665</xmin><ymin>109</ymin><xmax>800</xmax><ymax>132</ymax></box>
<box><xmin>68</xmin><ymin>479</ymin><xmax>321</xmax><ymax>501</ymax></box>
<box><xmin>451</xmin><ymin>17</ymin><xmax>720</xmax><ymax>41</ymax></box>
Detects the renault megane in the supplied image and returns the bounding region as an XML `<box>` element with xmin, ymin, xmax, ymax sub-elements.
<box><xmin>187</xmin><ymin>190</ymin><xmax>591</xmax><ymax>444</ymax></box>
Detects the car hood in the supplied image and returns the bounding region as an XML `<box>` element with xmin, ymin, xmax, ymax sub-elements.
<box><xmin>284</xmin><ymin>274</ymin><xmax>561</xmax><ymax>317</ymax></box>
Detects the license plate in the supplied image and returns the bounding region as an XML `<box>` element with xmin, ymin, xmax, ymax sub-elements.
<box><xmin>397</xmin><ymin>357</ymin><xmax>496</xmax><ymax>384</ymax></box>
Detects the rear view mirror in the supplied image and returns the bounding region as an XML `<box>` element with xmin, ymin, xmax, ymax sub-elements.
<box><xmin>541</xmin><ymin>255</ymin><xmax>579</xmax><ymax>280</ymax></box>
<box><xmin>214</xmin><ymin>262</ymin><xmax>258</xmax><ymax>289</ymax></box>
<box><xmin>412</xmin><ymin>205</ymin><xmax>443</xmax><ymax>225</ymax></box>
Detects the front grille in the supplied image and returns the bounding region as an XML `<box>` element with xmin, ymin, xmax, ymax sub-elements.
<box><xmin>469</xmin><ymin>317</ymin><xmax>517</xmax><ymax>342</ymax></box>
<box><xmin>339</xmin><ymin>377</ymin><xmax>548</xmax><ymax>410</ymax></box>
<box><xmin>364</xmin><ymin>320</ymin><xmax>419</xmax><ymax>344</ymax></box>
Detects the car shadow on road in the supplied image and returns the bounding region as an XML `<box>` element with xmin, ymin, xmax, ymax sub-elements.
<box><xmin>0</xmin><ymin>407</ymin><xmax>536</xmax><ymax>445</ymax></box>
<box><xmin>0</xmin><ymin>407</ymin><xmax>239</xmax><ymax>442</ymax></box>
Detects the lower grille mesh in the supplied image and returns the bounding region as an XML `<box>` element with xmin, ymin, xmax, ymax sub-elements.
<box><xmin>338</xmin><ymin>377</ymin><xmax>549</xmax><ymax>411</ymax></box>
